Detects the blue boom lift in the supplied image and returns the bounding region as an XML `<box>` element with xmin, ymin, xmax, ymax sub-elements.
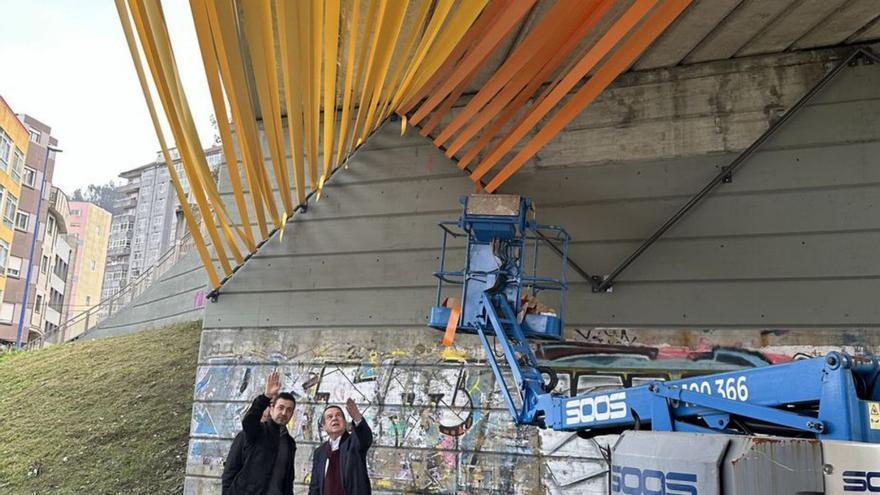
<box><xmin>429</xmin><ymin>194</ymin><xmax>880</xmax><ymax>494</ymax></box>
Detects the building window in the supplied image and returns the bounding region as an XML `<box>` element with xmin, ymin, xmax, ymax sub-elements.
<box><xmin>48</xmin><ymin>288</ymin><xmax>63</xmax><ymax>312</ymax></box>
<box><xmin>40</xmin><ymin>254</ymin><xmax>49</xmax><ymax>274</ymax></box>
<box><xmin>34</xmin><ymin>294</ymin><xmax>43</xmax><ymax>314</ymax></box>
<box><xmin>0</xmin><ymin>129</ymin><xmax>11</xmax><ymax>169</ymax></box>
<box><xmin>23</xmin><ymin>167</ymin><xmax>37</xmax><ymax>188</ymax></box>
<box><xmin>14</xmin><ymin>211</ymin><xmax>29</xmax><ymax>231</ymax></box>
<box><xmin>6</xmin><ymin>256</ymin><xmax>21</xmax><ymax>278</ymax></box>
<box><xmin>70</xmin><ymin>208</ymin><xmax>81</xmax><ymax>216</ymax></box>
<box><xmin>28</xmin><ymin>129</ymin><xmax>41</xmax><ymax>143</ymax></box>
<box><xmin>3</xmin><ymin>193</ymin><xmax>16</xmax><ymax>228</ymax></box>
<box><xmin>0</xmin><ymin>302</ymin><xmax>12</xmax><ymax>323</ymax></box>
<box><xmin>90</xmin><ymin>259</ymin><xmax>96</xmax><ymax>271</ymax></box>
<box><xmin>46</xmin><ymin>215</ymin><xmax>55</xmax><ymax>236</ymax></box>
<box><xmin>0</xmin><ymin>239</ymin><xmax>9</xmax><ymax>272</ymax></box>
<box><xmin>53</xmin><ymin>255</ymin><xmax>68</xmax><ymax>280</ymax></box>
<box><xmin>11</xmin><ymin>149</ymin><xmax>23</xmax><ymax>183</ymax></box>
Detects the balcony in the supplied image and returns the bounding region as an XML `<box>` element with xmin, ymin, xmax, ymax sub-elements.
<box><xmin>119</xmin><ymin>181</ymin><xmax>141</xmax><ymax>193</ymax></box>
<box><xmin>107</xmin><ymin>245</ymin><xmax>131</xmax><ymax>257</ymax></box>
<box><xmin>50</xmin><ymin>187</ymin><xmax>68</xmax><ymax>210</ymax></box>
<box><xmin>115</xmin><ymin>197</ymin><xmax>138</xmax><ymax>210</ymax></box>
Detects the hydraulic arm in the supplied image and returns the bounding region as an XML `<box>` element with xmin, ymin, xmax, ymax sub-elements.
<box><xmin>429</xmin><ymin>194</ymin><xmax>880</xmax><ymax>443</ymax></box>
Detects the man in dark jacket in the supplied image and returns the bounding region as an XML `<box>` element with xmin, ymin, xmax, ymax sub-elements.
<box><xmin>308</xmin><ymin>398</ymin><xmax>373</xmax><ymax>495</ymax></box>
<box><xmin>222</xmin><ymin>370</ymin><xmax>297</xmax><ymax>495</ymax></box>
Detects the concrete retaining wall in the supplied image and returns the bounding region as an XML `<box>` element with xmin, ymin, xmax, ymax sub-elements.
<box><xmin>185</xmin><ymin>49</ymin><xmax>880</xmax><ymax>494</ymax></box>
<box><xmin>83</xmin><ymin>250</ymin><xmax>207</xmax><ymax>340</ymax></box>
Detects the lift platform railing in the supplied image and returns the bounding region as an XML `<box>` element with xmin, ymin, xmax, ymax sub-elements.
<box><xmin>429</xmin><ymin>195</ymin><xmax>571</xmax><ymax>341</ymax></box>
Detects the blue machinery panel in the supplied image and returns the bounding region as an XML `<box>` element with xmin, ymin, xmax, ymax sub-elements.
<box><xmin>428</xmin><ymin>195</ymin><xmax>880</xmax><ymax>443</ymax></box>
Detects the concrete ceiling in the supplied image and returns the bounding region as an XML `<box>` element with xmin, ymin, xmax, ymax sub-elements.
<box><xmin>245</xmin><ymin>1</ymin><xmax>880</xmax><ymax>118</ymax></box>
<box><xmin>464</xmin><ymin>0</ymin><xmax>880</xmax><ymax>94</ymax></box>
<box><xmin>639</xmin><ymin>0</ymin><xmax>880</xmax><ymax>67</ymax></box>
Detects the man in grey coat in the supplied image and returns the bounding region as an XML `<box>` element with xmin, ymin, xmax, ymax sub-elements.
<box><xmin>308</xmin><ymin>398</ymin><xmax>373</xmax><ymax>495</ymax></box>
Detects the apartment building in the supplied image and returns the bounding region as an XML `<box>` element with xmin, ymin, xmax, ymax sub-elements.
<box><xmin>41</xmin><ymin>187</ymin><xmax>75</xmax><ymax>338</ymax></box>
<box><xmin>0</xmin><ymin>104</ymin><xmax>31</xmax><ymax>345</ymax></box>
<box><xmin>102</xmin><ymin>146</ymin><xmax>221</xmax><ymax>300</ymax></box>
<box><xmin>64</xmin><ymin>201</ymin><xmax>111</xmax><ymax>340</ymax></box>
<box><xmin>0</xmin><ymin>114</ymin><xmax>61</xmax><ymax>345</ymax></box>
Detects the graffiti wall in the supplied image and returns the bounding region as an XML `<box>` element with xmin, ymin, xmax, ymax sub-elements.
<box><xmin>184</xmin><ymin>326</ymin><xmax>856</xmax><ymax>494</ymax></box>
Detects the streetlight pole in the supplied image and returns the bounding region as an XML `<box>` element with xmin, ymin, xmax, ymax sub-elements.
<box><xmin>15</xmin><ymin>144</ymin><xmax>61</xmax><ymax>349</ymax></box>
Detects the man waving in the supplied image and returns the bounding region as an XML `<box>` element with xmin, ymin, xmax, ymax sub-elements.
<box><xmin>308</xmin><ymin>398</ymin><xmax>373</xmax><ymax>495</ymax></box>
<box><xmin>222</xmin><ymin>371</ymin><xmax>297</xmax><ymax>495</ymax></box>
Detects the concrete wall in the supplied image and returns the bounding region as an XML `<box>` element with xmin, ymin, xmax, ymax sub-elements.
<box><xmin>186</xmin><ymin>48</ymin><xmax>880</xmax><ymax>494</ymax></box>
<box><xmin>83</xmin><ymin>249</ymin><xmax>206</xmax><ymax>340</ymax></box>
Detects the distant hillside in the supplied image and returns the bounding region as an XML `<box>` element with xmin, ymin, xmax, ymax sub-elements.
<box><xmin>0</xmin><ymin>321</ymin><xmax>201</xmax><ymax>495</ymax></box>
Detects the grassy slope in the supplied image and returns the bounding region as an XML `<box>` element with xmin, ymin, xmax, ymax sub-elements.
<box><xmin>0</xmin><ymin>321</ymin><xmax>201</xmax><ymax>495</ymax></box>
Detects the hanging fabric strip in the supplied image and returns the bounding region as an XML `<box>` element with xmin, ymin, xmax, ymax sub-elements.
<box><xmin>239</xmin><ymin>1</ymin><xmax>294</xmax><ymax>216</ymax></box>
<box><xmin>387</xmin><ymin>0</ymin><xmax>456</xmax><ymax>114</ymax></box>
<box><xmin>409</xmin><ymin>0</ymin><xmax>535</xmax><ymax>126</ymax></box>
<box><xmin>486</xmin><ymin>0</ymin><xmax>694</xmax><ymax>192</ymax></box>
<box><xmin>322</xmin><ymin>0</ymin><xmax>341</xmax><ymax>178</ymax></box>
<box><xmin>310</xmin><ymin>0</ymin><xmax>323</xmax><ymax>187</ymax></box>
<box><xmin>114</xmin><ymin>0</ymin><xmax>221</xmax><ymax>289</ymax></box>
<box><xmin>348</xmin><ymin>0</ymin><xmax>390</xmax><ymax>153</ymax></box>
<box><xmin>299</xmin><ymin>1</ymin><xmax>317</xmax><ymax>190</ymax></box>
<box><xmin>374</xmin><ymin>0</ymin><xmax>433</xmax><ymax>125</ymax></box>
<box><xmin>399</xmin><ymin>0</ymin><xmax>496</xmax><ymax>116</ymax></box>
<box><xmin>360</xmin><ymin>1</ymin><xmax>409</xmax><ymax>142</ymax></box>
<box><xmin>202</xmin><ymin>0</ymin><xmax>275</xmax><ymax>237</ymax></box>
<box><xmin>452</xmin><ymin>0</ymin><xmax>616</xmax><ymax>168</ymax></box>
<box><xmin>133</xmin><ymin>0</ymin><xmax>245</xmax><ymax>268</ymax></box>
<box><xmin>417</xmin><ymin>61</ymin><xmax>480</xmax><ymax>137</ymax></box>
<box><xmin>189</xmin><ymin>0</ymin><xmax>255</xmax><ymax>252</ymax></box>
<box><xmin>470</xmin><ymin>0</ymin><xmax>659</xmax><ymax>182</ymax></box>
<box><xmin>334</xmin><ymin>0</ymin><xmax>361</xmax><ymax>167</ymax></box>
<box><xmin>277</xmin><ymin>0</ymin><xmax>308</xmax><ymax>205</ymax></box>
<box><xmin>127</xmin><ymin>1</ymin><xmax>237</xmax><ymax>273</ymax></box>
<box><xmin>215</xmin><ymin>2</ymin><xmax>280</xmax><ymax>230</ymax></box>
<box><xmin>435</xmin><ymin>0</ymin><xmax>591</xmax><ymax>146</ymax></box>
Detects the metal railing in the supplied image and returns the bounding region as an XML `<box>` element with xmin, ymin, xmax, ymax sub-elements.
<box><xmin>21</xmin><ymin>226</ymin><xmax>199</xmax><ymax>351</ymax></box>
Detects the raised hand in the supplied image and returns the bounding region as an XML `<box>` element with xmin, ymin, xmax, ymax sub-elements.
<box><xmin>345</xmin><ymin>398</ymin><xmax>363</xmax><ymax>423</ymax></box>
<box><xmin>264</xmin><ymin>370</ymin><xmax>281</xmax><ymax>399</ymax></box>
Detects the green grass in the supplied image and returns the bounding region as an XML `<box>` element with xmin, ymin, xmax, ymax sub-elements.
<box><xmin>0</xmin><ymin>321</ymin><xmax>202</xmax><ymax>495</ymax></box>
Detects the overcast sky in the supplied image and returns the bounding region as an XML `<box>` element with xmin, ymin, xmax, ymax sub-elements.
<box><xmin>0</xmin><ymin>0</ymin><xmax>215</xmax><ymax>195</ymax></box>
